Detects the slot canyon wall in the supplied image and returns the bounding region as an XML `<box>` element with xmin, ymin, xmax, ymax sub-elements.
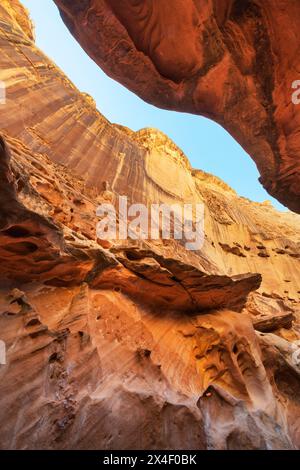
<box><xmin>54</xmin><ymin>0</ymin><xmax>300</xmax><ymax>213</ymax></box>
<box><xmin>0</xmin><ymin>0</ymin><xmax>299</xmax><ymax>449</ymax></box>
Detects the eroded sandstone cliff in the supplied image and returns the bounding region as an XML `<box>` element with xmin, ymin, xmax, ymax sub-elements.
<box><xmin>53</xmin><ymin>0</ymin><xmax>300</xmax><ymax>213</ymax></box>
<box><xmin>0</xmin><ymin>1</ymin><xmax>300</xmax><ymax>450</ymax></box>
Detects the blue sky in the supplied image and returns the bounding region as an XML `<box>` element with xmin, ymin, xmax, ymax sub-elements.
<box><xmin>22</xmin><ymin>0</ymin><xmax>285</xmax><ymax>211</ymax></box>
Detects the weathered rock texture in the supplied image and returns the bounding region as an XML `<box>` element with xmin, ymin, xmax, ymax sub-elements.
<box><xmin>0</xmin><ymin>1</ymin><xmax>300</xmax><ymax>450</ymax></box>
<box><xmin>54</xmin><ymin>0</ymin><xmax>300</xmax><ymax>213</ymax></box>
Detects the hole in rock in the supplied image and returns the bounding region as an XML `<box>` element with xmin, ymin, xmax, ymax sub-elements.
<box><xmin>4</xmin><ymin>242</ymin><xmax>38</xmax><ymax>255</ymax></box>
<box><xmin>203</xmin><ymin>386</ymin><xmax>214</xmax><ymax>398</ymax></box>
<box><xmin>26</xmin><ymin>317</ymin><xmax>41</xmax><ymax>327</ymax></box>
<box><xmin>136</xmin><ymin>348</ymin><xmax>151</xmax><ymax>359</ymax></box>
<box><xmin>16</xmin><ymin>179</ymin><xmax>25</xmax><ymax>192</ymax></box>
<box><xmin>4</xmin><ymin>226</ymin><xmax>31</xmax><ymax>238</ymax></box>
<box><xmin>125</xmin><ymin>251</ymin><xmax>141</xmax><ymax>261</ymax></box>
<box><xmin>3</xmin><ymin>310</ymin><xmax>19</xmax><ymax>317</ymax></box>
<box><xmin>49</xmin><ymin>352</ymin><xmax>59</xmax><ymax>363</ymax></box>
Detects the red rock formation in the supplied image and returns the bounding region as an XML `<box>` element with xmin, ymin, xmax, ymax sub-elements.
<box><xmin>54</xmin><ymin>0</ymin><xmax>300</xmax><ymax>213</ymax></box>
<box><xmin>0</xmin><ymin>1</ymin><xmax>300</xmax><ymax>450</ymax></box>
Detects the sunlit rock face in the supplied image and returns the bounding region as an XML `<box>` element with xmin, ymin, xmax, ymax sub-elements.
<box><xmin>54</xmin><ymin>0</ymin><xmax>300</xmax><ymax>213</ymax></box>
<box><xmin>0</xmin><ymin>1</ymin><xmax>300</xmax><ymax>450</ymax></box>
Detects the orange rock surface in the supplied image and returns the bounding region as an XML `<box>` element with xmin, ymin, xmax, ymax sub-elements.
<box><xmin>54</xmin><ymin>0</ymin><xmax>300</xmax><ymax>213</ymax></box>
<box><xmin>0</xmin><ymin>1</ymin><xmax>300</xmax><ymax>450</ymax></box>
